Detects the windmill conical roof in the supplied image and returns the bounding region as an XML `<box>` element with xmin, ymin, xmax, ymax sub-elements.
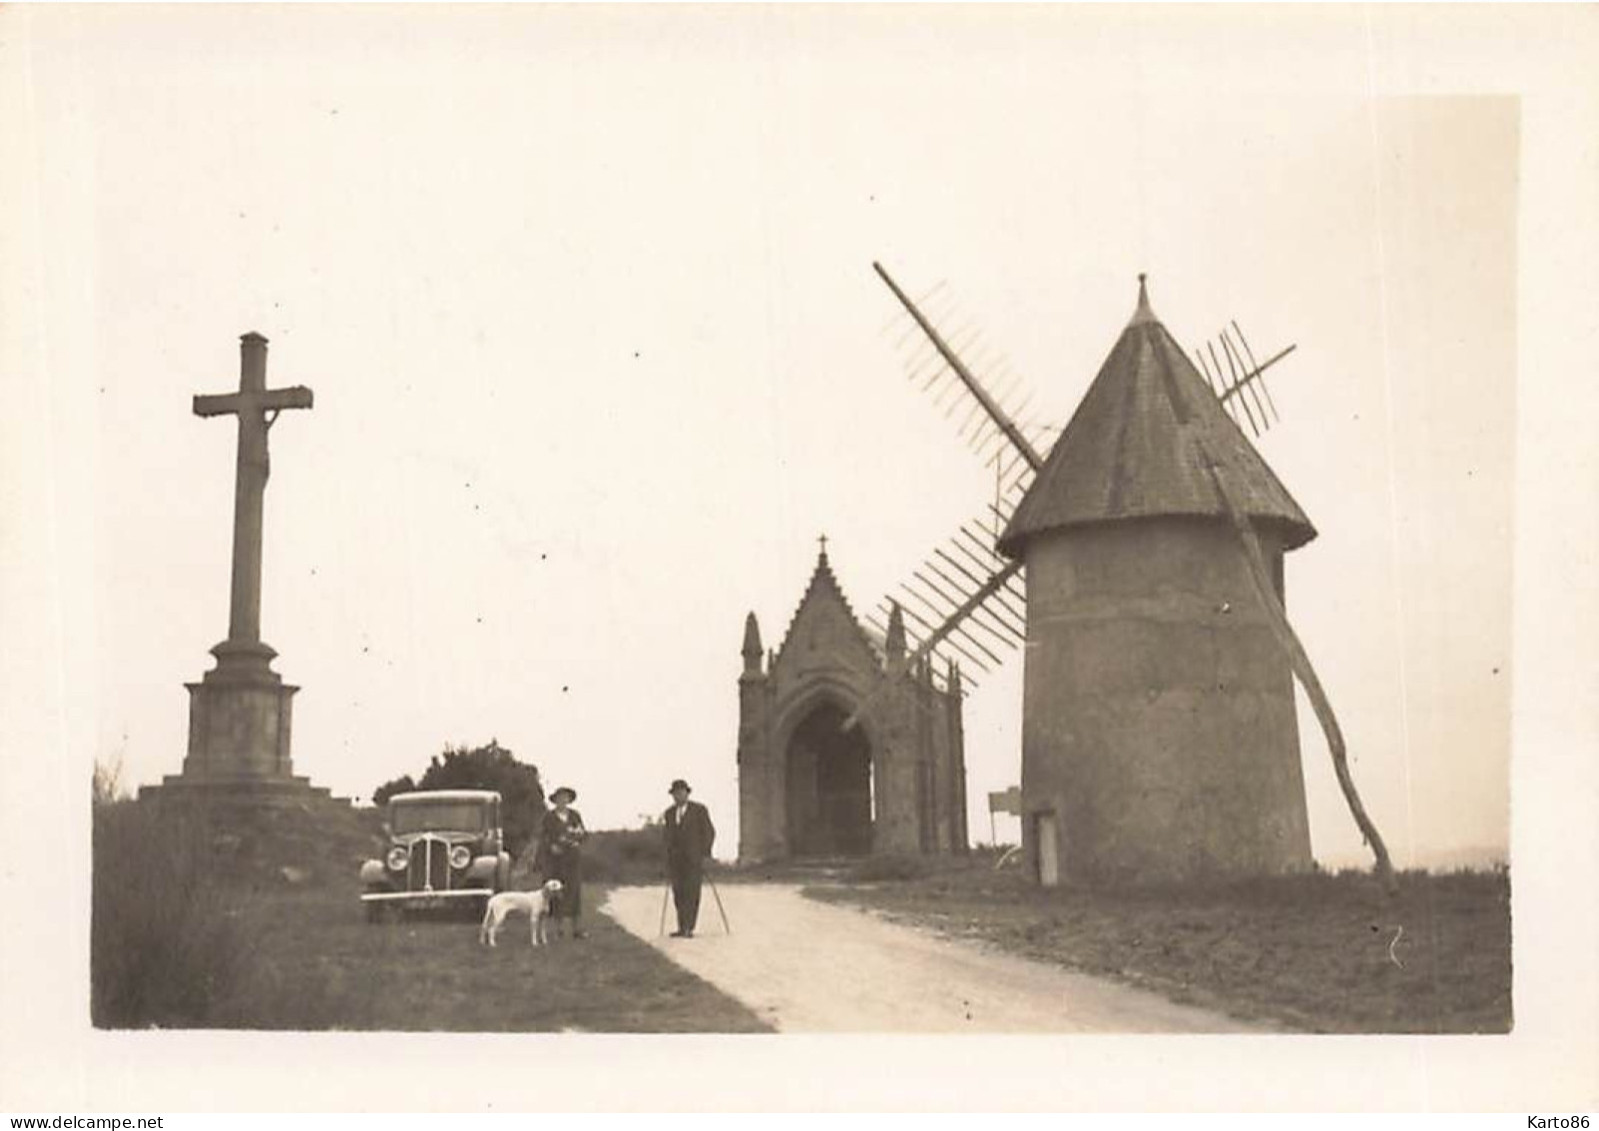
<box><xmin>997</xmin><ymin>279</ymin><xmax>1316</xmax><ymax>558</ymax></box>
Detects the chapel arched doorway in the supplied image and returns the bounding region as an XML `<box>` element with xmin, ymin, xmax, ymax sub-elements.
<box><xmin>784</xmin><ymin>701</ymin><xmax>873</xmax><ymax>856</ymax></box>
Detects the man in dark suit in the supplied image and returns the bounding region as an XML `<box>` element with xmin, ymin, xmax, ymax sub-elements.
<box><xmin>662</xmin><ymin>778</ymin><xmax>715</xmax><ymax>938</ymax></box>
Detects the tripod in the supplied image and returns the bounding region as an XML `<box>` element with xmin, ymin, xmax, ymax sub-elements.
<box><xmin>657</xmin><ymin>870</ymin><xmax>731</xmax><ymax>936</ymax></box>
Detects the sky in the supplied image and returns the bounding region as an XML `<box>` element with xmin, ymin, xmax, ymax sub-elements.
<box><xmin>4</xmin><ymin>5</ymin><xmax>1534</xmax><ymax>868</ymax></box>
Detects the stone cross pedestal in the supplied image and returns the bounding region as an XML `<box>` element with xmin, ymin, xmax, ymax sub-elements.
<box><xmin>143</xmin><ymin>333</ymin><xmax>339</xmax><ymax>805</ymax></box>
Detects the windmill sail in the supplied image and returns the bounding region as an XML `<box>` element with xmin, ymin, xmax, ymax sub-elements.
<box><xmin>874</xmin><ymin>262</ymin><xmax>1047</xmax><ymax>475</ymax></box>
<box><xmin>866</xmin><ymin>262</ymin><xmax>1047</xmax><ymax>695</ymax></box>
<box><xmin>1195</xmin><ymin>323</ymin><xmax>1295</xmax><ymax>439</ymax></box>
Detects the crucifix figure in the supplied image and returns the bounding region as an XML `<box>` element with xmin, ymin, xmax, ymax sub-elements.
<box><xmin>194</xmin><ymin>332</ymin><xmax>313</xmax><ymax>674</ymax></box>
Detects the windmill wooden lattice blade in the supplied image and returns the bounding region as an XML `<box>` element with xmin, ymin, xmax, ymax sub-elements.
<box><xmin>874</xmin><ymin>261</ymin><xmax>1046</xmax><ymax>475</ymax></box>
<box><xmin>862</xmin><ymin>611</ymin><xmax>971</xmax><ymax>695</ymax></box>
<box><xmin>1196</xmin><ymin>323</ymin><xmax>1295</xmax><ymax>439</ymax></box>
<box><xmin>868</xmin><ymin>260</ymin><xmax>1045</xmax><ymax>694</ymax></box>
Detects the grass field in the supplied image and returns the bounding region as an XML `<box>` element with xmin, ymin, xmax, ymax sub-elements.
<box><xmin>208</xmin><ymin>884</ymin><xmax>771</xmax><ymax>1032</ymax></box>
<box><xmin>804</xmin><ymin>858</ymin><xmax>1512</xmax><ymax>1034</ymax></box>
<box><xmin>91</xmin><ymin>798</ymin><xmax>771</xmax><ymax>1032</ymax></box>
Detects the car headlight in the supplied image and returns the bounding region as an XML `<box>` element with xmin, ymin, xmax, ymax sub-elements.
<box><xmin>386</xmin><ymin>846</ymin><xmax>409</xmax><ymax>871</ymax></box>
<box><xmin>449</xmin><ymin>845</ymin><xmax>472</xmax><ymax>870</ymax></box>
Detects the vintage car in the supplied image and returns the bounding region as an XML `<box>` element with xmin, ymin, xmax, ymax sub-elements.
<box><xmin>360</xmin><ymin>789</ymin><xmax>512</xmax><ymax>921</ymax></box>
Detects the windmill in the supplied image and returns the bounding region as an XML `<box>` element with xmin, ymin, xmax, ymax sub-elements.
<box><xmin>858</xmin><ymin>261</ymin><xmax>1395</xmax><ymax>888</ymax></box>
<box><xmin>862</xmin><ymin>263</ymin><xmax>1294</xmax><ymax>689</ymax></box>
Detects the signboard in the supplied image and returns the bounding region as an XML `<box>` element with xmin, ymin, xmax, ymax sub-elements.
<box><xmin>987</xmin><ymin>786</ymin><xmax>1022</xmax><ymax>815</ymax></box>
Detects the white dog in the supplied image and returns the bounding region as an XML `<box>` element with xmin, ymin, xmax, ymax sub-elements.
<box><xmin>479</xmin><ymin>879</ymin><xmax>565</xmax><ymax>948</ymax></box>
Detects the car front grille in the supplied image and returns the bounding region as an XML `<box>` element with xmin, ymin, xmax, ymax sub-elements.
<box><xmin>406</xmin><ymin>837</ymin><xmax>452</xmax><ymax>892</ymax></box>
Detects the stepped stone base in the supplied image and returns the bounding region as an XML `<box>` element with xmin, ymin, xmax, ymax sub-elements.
<box><xmin>142</xmin><ymin>641</ymin><xmax>350</xmax><ymax>809</ymax></box>
<box><xmin>139</xmin><ymin>773</ymin><xmax>351</xmax><ymax>808</ymax></box>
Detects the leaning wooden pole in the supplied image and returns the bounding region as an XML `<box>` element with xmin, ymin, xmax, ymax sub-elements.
<box><xmin>1193</xmin><ymin>432</ymin><xmax>1398</xmax><ymax>893</ymax></box>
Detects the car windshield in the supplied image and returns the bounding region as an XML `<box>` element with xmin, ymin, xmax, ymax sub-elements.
<box><xmin>390</xmin><ymin>801</ymin><xmax>489</xmax><ymax>834</ymax></box>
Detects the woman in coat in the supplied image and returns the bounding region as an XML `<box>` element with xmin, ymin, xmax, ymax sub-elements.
<box><xmin>535</xmin><ymin>786</ymin><xmax>588</xmax><ymax>939</ymax></box>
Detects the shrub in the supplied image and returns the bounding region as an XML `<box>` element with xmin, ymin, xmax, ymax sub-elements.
<box><xmin>92</xmin><ymin>756</ymin><xmax>128</xmax><ymax>807</ymax></box>
<box><xmin>583</xmin><ymin>823</ymin><xmax>667</xmax><ymax>885</ymax></box>
<box><xmin>91</xmin><ymin>801</ymin><xmax>250</xmax><ymax>1028</ymax></box>
<box><xmin>372</xmin><ymin>739</ymin><xmax>546</xmax><ymax>857</ymax></box>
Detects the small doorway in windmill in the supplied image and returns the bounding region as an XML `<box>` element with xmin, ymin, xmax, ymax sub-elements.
<box><xmin>785</xmin><ymin>702</ymin><xmax>873</xmax><ymax>856</ymax></box>
<box><xmin>1033</xmin><ymin>811</ymin><xmax>1061</xmax><ymax>887</ymax></box>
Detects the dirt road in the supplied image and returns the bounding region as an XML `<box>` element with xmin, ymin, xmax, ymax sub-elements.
<box><xmin>603</xmin><ymin>883</ymin><xmax>1263</xmax><ymax>1033</ymax></box>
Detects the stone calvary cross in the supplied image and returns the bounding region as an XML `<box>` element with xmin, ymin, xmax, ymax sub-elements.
<box><xmin>194</xmin><ymin>331</ymin><xmax>313</xmax><ymax>674</ymax></box>
<box><xmin>143</xmin><ymin>331</ymin><xmax>332</xmax><ymax>799</ymax></box>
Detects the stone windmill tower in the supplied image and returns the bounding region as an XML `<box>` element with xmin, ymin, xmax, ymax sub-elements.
<box><xmin>866</xmin><ymin>264</ymin><xmax>1394</xmax><ymax>888</ymax></box>
<box><xmin>995</xmin><ymin>280</ymin><xmax>1317</xmax><ymax>884</ymax></box>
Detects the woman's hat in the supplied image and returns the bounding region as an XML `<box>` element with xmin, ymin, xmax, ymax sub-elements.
<box><xmin>669</xmin><ymin>779</ymin><xmax>691</xmax><ymax>794</ymax></box>
<box><xmin>551</xmin><ymin>786</ymin><xmax>577</xmax><ymax>803</ymax></box>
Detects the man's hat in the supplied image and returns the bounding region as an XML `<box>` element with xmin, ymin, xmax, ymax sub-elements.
<box><xmin>669</xmin><ymin>779</ymin><xmax>691</xmax><ymax>794</ymax></box>
<box><xmin>550</xmin><ymin>786</ymin><xmax>577</xmax><ymax>803</ymax></box>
